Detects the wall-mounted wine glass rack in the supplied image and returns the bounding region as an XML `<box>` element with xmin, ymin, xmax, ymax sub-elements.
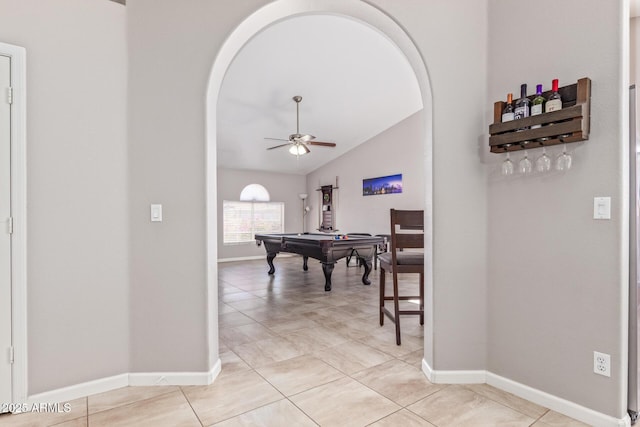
<box><xmin>489</xmin><ymin>77</ymin><xmax>591</xmax><ymax>153</ymax></box>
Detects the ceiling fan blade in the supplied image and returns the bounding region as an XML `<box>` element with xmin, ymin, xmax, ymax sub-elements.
<box><xmin>266</xmin><ymin>143</ymin><xmax>292</xmax><ymax>150</ymax></box>
<box><xmin>301</xmin><ymin>143</ymin><xmax>310</xmax><ymax>154</ymax></box>
<box><xmin>265</xmin><ymin>137</ymin><xmax>290</xmax><ymax>142</ymax></box>
<box><xmin>307</xmin><ymin>141</ymin><xmax>336</xmax><ymax>147</ymax></box>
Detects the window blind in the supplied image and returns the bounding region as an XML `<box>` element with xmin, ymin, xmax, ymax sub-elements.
<box><xmin>223</xmin><ymin>201</ymin><xmax>284</xmax><ymax>244</ymax></box>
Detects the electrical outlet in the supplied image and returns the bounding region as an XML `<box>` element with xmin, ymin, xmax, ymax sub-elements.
<box><xmin>594</xmin><ymin>351</ymin><xmax>611</xmax><ymax>377</ymax></box>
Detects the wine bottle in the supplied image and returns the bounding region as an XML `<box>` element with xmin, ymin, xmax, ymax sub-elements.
<box><xmin>531</xmin><ymin>84</ymin><xmax>545</xmax><ymax>129</ymax></box>
<box><xmin>501</xmin><ymin>93</ymin><xmax>515</xmax><ymax>122</ymax></box>
<box><xmin>545</xmin><ymin>78</ymin><xmax>562</xmax><ymax>112</ymax></box>
<box><xmin>514</xmin><ymin>84</ymin><xmax>530</xmax><ymax>121</ymax></box>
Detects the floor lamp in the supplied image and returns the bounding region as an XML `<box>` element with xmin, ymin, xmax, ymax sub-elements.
<box><xmin>299</xmin><ymin>193</ymin><xmax>310</xmax><ymax>233</ymax></box>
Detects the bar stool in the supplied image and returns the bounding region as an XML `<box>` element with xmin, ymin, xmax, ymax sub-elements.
<box><xmin>378</xmin><ymin>209</ymin><xmax>424</xmax><ymax>345</ymax></box>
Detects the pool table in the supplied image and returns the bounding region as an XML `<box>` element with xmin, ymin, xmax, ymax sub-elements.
<box><xmin>255</xmin><ymin>233</ymin><xmax>385</xmax><ymax>291</ymax></box>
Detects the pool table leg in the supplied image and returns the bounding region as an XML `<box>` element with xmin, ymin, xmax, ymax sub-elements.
<box><xmin>303</xmin><ymin>256</ymin><xmax>309</xmax><ymax>271</ymax></box>
<box><xmin>322</xmin><ymin>262</ymin><xmax>335</xmax><ymax>291</ymax></box>
<box><xmin>266</xmin><ymin>252</ymin><xmax>276</xmax><ymax>275</ymax></box>
<box><xmin>360</xmin><ymin>256</ymin><xmax>373</xmax><ymax>285</ymax></box>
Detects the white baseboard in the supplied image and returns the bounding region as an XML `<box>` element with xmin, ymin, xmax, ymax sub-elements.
<box><xmin>421</xmin><ymin>359</ymin><xmax>485</xmax><ymax>384</ymax></box>
<box><xmin>27</xmin><ymin>373</ymin><xmax>129</xmax><ymax>404</ymax></box>
<box><xmin>26</xmin><ymin>359</ymin><xmax>222</xmax><ymax>404</ymax></box>
<box><xmin>486</xmin><ymin>372</ymin><xmax>631</xmax><ymax>427</ymax></box>
<box><xmin>422</xmin><ymin>359</ymin><xmax>630</xmax><ymax>427</ymax></box>
<box><xmin>129</xmin><ymin>359</ymin><xmax>221</xmax><ymax>386</ymax></box>
<box><xmin>421</xmin><ymin>358</ymin><xmax>433</xmax><ymax>381</ymax></box>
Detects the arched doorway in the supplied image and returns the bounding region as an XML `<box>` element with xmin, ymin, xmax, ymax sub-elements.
<box><xmin>206</xmin><ymin>0</ymin><xmax>434</xmax><ymax>374</ymax></box>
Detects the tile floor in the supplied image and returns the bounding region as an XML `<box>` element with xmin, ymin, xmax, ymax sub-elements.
<box><xmin>1</xmin><ymin>256</ymin><xmax>588</xmax><ymax>426</ymax></box>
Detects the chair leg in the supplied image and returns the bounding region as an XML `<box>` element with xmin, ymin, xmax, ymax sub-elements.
<box><xmin>374</xmin><ymin>246</ymin><xmax>378</xmax><ymax>270</ymax></box>
<box><xmin>379</xmin><ymin>267</ymin><xmax>385</xmax><ymax>326</ymax></box>
<box><xmin>392</xmin><ymin>271</ymin><xmax>401</xmax><ymax>345</ymax></box>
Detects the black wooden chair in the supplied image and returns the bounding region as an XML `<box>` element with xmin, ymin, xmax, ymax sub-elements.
<box><xmin>378</xmin><ymin>209</ymin><xmax>424</xmax><ymax>345</ymax></box>
<box><xmin>345</xmin><ymin>233</ymin><xmax>371</xmax><ymax>267</ymax></box>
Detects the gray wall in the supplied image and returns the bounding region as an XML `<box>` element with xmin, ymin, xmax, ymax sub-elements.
<box><xmin>369</xmin><ymin>0</ymin><xmax>490</xmax><ymax>371</ymax></box>
<box><xmin>217</xmin><ymin>169</ymin><xmax>306</xmax><ymax>260</ymax></box>
<box><xmin>127</xmin><ymin>0</ymin><xmax>487</xmax><ymax>376</ymax></box>
<box><xmin>487</xmin><ymin>0</ymin><xmax>626</xmax><ymax>418</ymax></box>
<box><xmin>127</xmin><ymin>0</ymin><xmax>268</xmax><ymax>373</ymax></box>
<box><xmin>306</xmin><ymin>111</ymin><xmax>425</xmax><ymax>235</ymax></box>
<box><xmin>0</xmin><ymin>0</ymin><xmax>129</xmax><ymax>393</ymax></box>
<box><xmin>633</xmin><ymin>17</ymin><xmax>640</xmax><ymax>87</ymax></box>
<box><xmin>154</xmin><ymin>0</ymin><xmax>484</xmax><ymax>376</ymax></box>
<box><xmin>0</xmin><ymin>0</ymin><xmax>628</xmax><ymax>419</ymax></box>
<box><xmin>128</xmin><ymin>0</ymin><xmax>490</xmax><ymax>377</ymax></box>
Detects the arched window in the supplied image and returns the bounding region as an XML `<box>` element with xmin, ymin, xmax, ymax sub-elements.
<box><xmin>239</xmin><ymin>184</ymin><xmax>270</xmax><ymax>202</ymax></box>
<box><xmin>223</xmin><ymin>184</ymin><xmax>283</xmax><ymax>244</ymax></box>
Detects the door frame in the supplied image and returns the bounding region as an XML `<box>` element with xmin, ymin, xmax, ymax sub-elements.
<box><xmin>0</xmin><ymin>42</ymin><xmax>27</xmax><ymax>405</ymax></box>
<box><xmin>629</xmin><ymin>84</ymin><xmax>639</xmax><ymax>421</ymax></box>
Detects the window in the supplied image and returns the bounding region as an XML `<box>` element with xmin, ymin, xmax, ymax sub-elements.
<box><xmin>223</xmin><ymin>201</ymin><xmax>284</xmax><ymax>244</ymax></box>
<box><xmin>239</xmin><ymin>184</ymin><xmax>270</xmax><ymax>202</ymax></box>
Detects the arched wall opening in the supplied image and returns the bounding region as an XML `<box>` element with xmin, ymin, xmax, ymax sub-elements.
<box><xmin>205</xmin><ymin>0</ymin><xmax>434</xmax><ymax>371</ymax></box>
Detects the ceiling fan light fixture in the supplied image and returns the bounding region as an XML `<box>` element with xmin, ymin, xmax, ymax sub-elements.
<box><xmin>289</xmin><ymin>144</ymin><xmax>308</xmax><ymax>156</ymax></box>
<box><xmin>265</xmin><ymin>96</ymin><xmax>335</xmax><ymax>155</ymax></box>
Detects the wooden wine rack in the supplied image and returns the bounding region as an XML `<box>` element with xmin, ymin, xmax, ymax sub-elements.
<box><xmin>489</xmin><ymin>77</ymin><xmax>591</xmax><ymax>153</ymax></box>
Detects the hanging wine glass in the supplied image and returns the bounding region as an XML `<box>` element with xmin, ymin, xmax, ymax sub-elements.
<box><xmin>535</xmin><ymin>148</ymin><xmax>551</xmax><ymax>173</ymax></box>
<box><xmin>518</xmin><ymin>150</ymin><xmax>532</xmax><ymax>174</ymax></box>
<box><xmin>556</xmin><ymin>144</ymin><xmax>572</xmax><ymax>171</ymax></box>
<box><xmin>501</xmin><ymin>152</ymin><xmax>514</xmax><ymax>176</ymax></box>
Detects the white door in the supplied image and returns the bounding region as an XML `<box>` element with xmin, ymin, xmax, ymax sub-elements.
<box><xmin>0</xmin><ymin>54</ymin><xmax>12</xmax><ymax>406</ymax></box>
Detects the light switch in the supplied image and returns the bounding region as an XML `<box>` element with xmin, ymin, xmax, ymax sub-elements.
<box><xmin>593</xmin><ymin>197</ymin><xmax>611</xmax><ymax>220</ymax></box>
<box><xmin>151</xmin><ymin>204</ymin><xmax>163</xmax><ymax>222</ymax></box>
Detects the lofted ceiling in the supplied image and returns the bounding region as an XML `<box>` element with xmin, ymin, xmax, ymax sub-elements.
<box><xmin>217</xmin><ymin>14</ymin><xmax>423</xmax><ymax>175</ymax></box>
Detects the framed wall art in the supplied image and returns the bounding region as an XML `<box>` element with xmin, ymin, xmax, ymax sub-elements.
<box><xmin>362</xmin><ymin>174</ymin><xmax>402</xmax><ymax>196</ymax></box>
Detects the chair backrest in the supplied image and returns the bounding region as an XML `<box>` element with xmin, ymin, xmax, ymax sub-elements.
<box><xmin>390</xmin><ymin>209</ymin><xmax>424</xmax><ymax>252</ymax></box>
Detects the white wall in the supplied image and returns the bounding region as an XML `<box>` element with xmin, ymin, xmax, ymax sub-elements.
<box><xmin>0</xmin><ymin>0</ymin><xmax>128</xmax><ymax>393</ymax></box>
<box><xmin>306</xmin><ymin>111</ymin><xmax>425</xmax><ymax>235</ymax></box>
<box><xmin>487</xmin><ymin>0</ymin><xmax>626</xmax><ymax>418</ymax></box>
<box><xmin>217</xmin><ymin>169</ymin><xmax>306</xmax><ymax>260</ymax></box>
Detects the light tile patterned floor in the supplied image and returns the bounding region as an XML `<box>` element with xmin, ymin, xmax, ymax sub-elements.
<box><xmin>0</xmin><ymin>257</ymin><xmax>588</xmax><ymax>426</ymax></box>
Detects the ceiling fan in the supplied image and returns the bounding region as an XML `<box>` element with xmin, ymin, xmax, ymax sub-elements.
<box><xmin>265</xmin><ymin>96</ymin><xmax>336</xmax><ymax>155</ymax></box>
